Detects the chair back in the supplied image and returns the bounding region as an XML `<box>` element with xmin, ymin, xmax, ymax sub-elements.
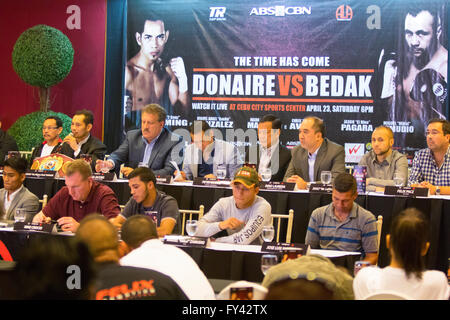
<box><xmin>180</xmin><ymin>205</ymin><xmax>205</xmax><ymax>236</ymax></box>
<box><xmin>376</xmin><ymin>215</ymin><xmax>383</xmax><ymax>250</ymax></box>
<box><xmin>271</xmin><ymin>209</ymin><xmax>294</xmax><ymax>243</ymax></box>
<box><xmin>39</xmin><ymin>194</ymin><xmax>48</xmax><ymax>210</ymax></box>
<box><xmin>19</xmin><ymin>150</ymin><xmax>33</xmax><ymax>161</ymax></box>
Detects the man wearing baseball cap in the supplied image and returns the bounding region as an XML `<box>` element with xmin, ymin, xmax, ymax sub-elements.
<box><xmin>194</xmin><ymin>166</ymin><xmax>272</xmax><ymax>245</ymax></box>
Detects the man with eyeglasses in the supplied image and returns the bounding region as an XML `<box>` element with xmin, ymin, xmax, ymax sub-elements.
<box><xmin>30</xmin><ymin>116</ymin><xmax>64</xmax><ymax>165</ymax></box>
<box><xmin>194</xmin><ymin>166</ymin><xmax>272</xmax><ymax>245</ymax></box>
<box><xmin>408</xmin><ymin>119</ymin><xmax>450</xmax><ymax>195</ymax></box>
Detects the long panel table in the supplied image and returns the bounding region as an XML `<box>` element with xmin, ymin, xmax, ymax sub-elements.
<box><xmin>1</xmin><ymin>177</ymin><xmax>449</xmax><ymax>273</ymax></box>
<box><xmin>0</xmin><ymin>229</ymin><xmax>360</xmax><ymax>283</ymax></box>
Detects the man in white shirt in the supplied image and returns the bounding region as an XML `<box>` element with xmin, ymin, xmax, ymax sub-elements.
<box><xmin>30</xmin><ymin>116</ymin><xmax>64</xmax><ymax>166</ymax></box>
<box><xmin>119</xmin><ymin>215</ymin><xmax>215</xmax><ymax>300</ymax></box>
<box><xmin>0</xmin><ymin>157</ymin><xmax>39</xmax><ymax>222</ymax></box>
<box><xmin>194</xmin><ymin>166</ymin><xmax>272</xmax><ymax>245</ymax></box>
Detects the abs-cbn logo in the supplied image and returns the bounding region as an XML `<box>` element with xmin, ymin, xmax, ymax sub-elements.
<box><xmin>345</xmin><ymin>143</ymin><xmax>365</xmax><ymax>163</ymax></box>
<box><xmin>209</xmin><ymin>7</ymin><xmax>226</xmax><ymax>21</ymax></box>
<box><xmin>250</xmin><ymin>6</ymin><xmax>311</xmax><ymax>16</ymax></box>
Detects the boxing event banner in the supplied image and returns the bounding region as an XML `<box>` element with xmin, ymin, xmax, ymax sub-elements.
<box><xmin>124</xmin><ymin>0</ymin><xmax>448</xmax><ymax>161</ymax></box>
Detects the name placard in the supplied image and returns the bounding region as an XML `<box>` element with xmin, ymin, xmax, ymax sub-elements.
<box><xmin>384</xmin><ymin>186</ymin><xmax>428</xmax><ymax>197</ymax></box>
<box><xmin>260</xmin><ymin>181</ymin><xmax>296</xmax><ymax>191</ymax></box>
<box><xmin>25</xmin><ymin>170</ymin><xmax>57</xmax><ymax>179</ymax></box>
<box><xmin>163</xmin><ymin>235</ymin><xmax>209</xmax><ymax>247</ymax></box>
<box><xmin>193</xmin><ymin>177</ymin><xmax>231</xmax><ymax>187</ymax></box>
<box><xmin>309</xmin><ymin>183</ymin><xmax>333</xmax><ymax>193</ymax></box>
<box><xmin>13</xmin><ymin>222</ymin><xmax>57</xmax><ymax>233</ymax></box>
<box><xmin>156</xmin><ymin>176</ymin><xmax>172</xmax><ymax>184</ymax></box>
<box><xmin>261</xmin><ymin>242</ymin><xmax>309</xmax><ymax>253</ymax></box>
<box><xmin>92</xmin><ymin>172</ymin><xmax>115</xmax><ymax>181</ymax></box>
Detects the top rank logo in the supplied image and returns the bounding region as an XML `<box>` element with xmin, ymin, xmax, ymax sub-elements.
<box><xmin>209</xmin><ymin>7</ymin><xmax>226</xmax><ymax>21</ymax></box>
<box><xmin>250</xmin><ymin>6</ymin><xmax>311</xmax><ymax>16</ymax></box>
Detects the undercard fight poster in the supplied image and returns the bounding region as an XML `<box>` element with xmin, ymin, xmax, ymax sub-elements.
<box><xmin>123</xmin><ymin>0</ymin><xmax>448</xmax><ymax>161</ymax></box>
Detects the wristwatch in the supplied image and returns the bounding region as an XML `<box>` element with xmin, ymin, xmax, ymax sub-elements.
<box><xmin>435</xmin><ymin>186</ymin><xmax>441</xmax><ymax>195</ymax></box>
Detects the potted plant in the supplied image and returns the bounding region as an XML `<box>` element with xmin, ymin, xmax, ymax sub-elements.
<box><xmin>9</xmin><ymin>25</ymin><xmax>74</xmax><ymax>151</ymax></box>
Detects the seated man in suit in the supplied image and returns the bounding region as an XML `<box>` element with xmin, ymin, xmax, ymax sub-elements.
<box><xmin>109</xmin><ymin>167</ymin><xmax>180</xmax><ymax>237</ymax></box>
<box><xmin>95</xmin><ymin>104</ymin><xmax>183</xmax><ymax>178</ymax></box>
<box><xmin>60</xmin><ymin>109</ymin><xmax>107</xmax><ymax>171</ymax></box>
<box><xmin>305</xmin><ymin>173</ymin><xmax>378</xmax><ymax>265</ymax></box>
<box><xmin>245</xmin><ymin>114</ymin><xmax>291</xmax><ymax>181</ymax></box>
<box><xmin>0</xmin><ymin>157</ymin><xmax>39</xmax><ymax>222</ymax></box>
<box><xmin>0</xmin><ymin>119</ymin><xmax>18</xmax><ymax>166</ymax></box>
<box><xmin>358</xmin><ymin>125</ymin><xmax>408</xmax><ymax>191</ymax></box>
<box><xmin>284</xmin><ymin>116</ymin><xmax>345</xmax><ymax>189</ymax></box>
<box><xmin>175</xmin><ymin>120</ymin><xmax>242</xmax><ymax>180</ymax></box>
<box><xmin>32</xmin><ymin>159</ymin><xmax>120</xmax><ymax>232</ymax></box>
<box><xmin>30</xmin><ymin>116</ymin><xmax>64</xmax><ymax>165</ymax></box>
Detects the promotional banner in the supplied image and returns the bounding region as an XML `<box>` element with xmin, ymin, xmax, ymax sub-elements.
<box><xmin>124</xmin><ymin>0</ymin><xmax>448</xmax><ymax>161</ymax></box>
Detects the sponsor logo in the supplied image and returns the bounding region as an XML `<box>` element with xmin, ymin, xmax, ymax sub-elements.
<box><xmin>209</xmin><ymin>7</ymin><xmax>226</xmax><ymax>21</ymax></box>
<box><xmin>336</xmin><ymin>5</ymin><xmax>353</xmax><ymax>21</ymax></box>
<box><xmin>345</xmin><ymin>143</ymin><xmax>365</xmax><ymax>163</ymax></box>
<box><xmin>250</xmin><ymin>6</ymin><xmax>311</xmax><ymax>16</ymax></box>
<box><xmin>432</xmin><ymin>83</ymin><xmax>444</xmax><ymax>97</ymax></box>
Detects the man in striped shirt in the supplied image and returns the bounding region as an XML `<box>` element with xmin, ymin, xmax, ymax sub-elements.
<box><xmin>305</xmin><ymin>173</ymin><xmax>378</xmax><ymax>265</ymax></box>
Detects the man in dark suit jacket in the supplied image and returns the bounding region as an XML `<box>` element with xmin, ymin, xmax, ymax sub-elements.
<box><xmin>245</xmin><ymin>115</ymin><xmax>291</xmax><ymax>181</ymax></box>
<box><xmin>284</xmin><ymin>116</ymin><xmax>345</xmax><ymax>189</ymax></box>
<box><xmin>0</xmin><ymin>120</ymin><xmax>18</xmax><ymax>167</ymax></box>
<box><xmin>59</xmin><ymin>110</ymin><xmax>107</xmax><ymax>171</ymax></box>
<box><xmin>96</xmin><ymin>104</ymin><xmax>183</xmax><ymax>178</ymax></box>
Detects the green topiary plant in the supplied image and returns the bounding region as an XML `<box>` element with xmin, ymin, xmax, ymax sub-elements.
<box><xmin>7</xmin><ymin>111</ymin><xmax>72</xmax><ymax>151</ymax></box>
<box><xmin>12</xmin><ymin>24</ymin><xmax>74</xmax><ymax>112</ymax></box>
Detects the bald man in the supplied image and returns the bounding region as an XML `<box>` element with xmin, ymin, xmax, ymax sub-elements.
<box><xmin>358</xmin><ymin>126</ymin><xmax>408</xmax><ymax>191</ymax></box>
<box><xmin>75</xmin><ymin>215</ymin><xmax>187</xmax><ymax>300</ymax></box>
<box><xmin>119</xmin><ymin>215</ymin><xmax>215</xmax><ymax>300</ymax></box>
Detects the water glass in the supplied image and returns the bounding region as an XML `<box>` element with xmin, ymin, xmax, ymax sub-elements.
<box><xmin>261</xmin><ymin>254</ymin><xmax>278</xmax><ymax>275</ymax></box>
<box><xmin>320</xmin><ymin>171</ymin><xmax>332</xmax><ymax>185</ymax></box>
<box><xmin>14</xmin><ymin>208</ymin><xmax>26</xmax><ymax>223</ymax></box>
<box><xmin>262</xmin><ymin>225</ymin><xmax>275</xmax><ymax>242</ymax></box>
<box><xmin>216</xmin><ymin>165</ymin><xmax>227</xmax><ymax>179</ymax></box>
<box><xmin>260</xmin><ymin>168</ymin><xmax>272</xmax><ymax>182</ymax></box>
<box><xmin>100</xmin><ymin>155</ymin><xmax>111</xmax><ymax>173</ymax></box>
<box><xmin>393</xmin><ymin>172</ymin><xmax>403</xmax><ymax>187</ymax></box>
<box><xmin>186</xmin><ymin>220</ymin><xmax>198</xmax><ymax>237</ymax></box>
